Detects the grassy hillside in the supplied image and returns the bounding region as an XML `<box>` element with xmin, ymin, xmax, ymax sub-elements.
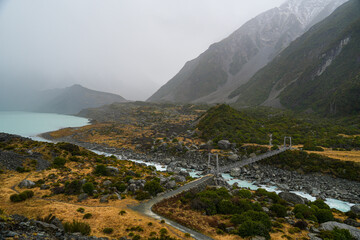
<box><xmin>197</xmin><ymin>104</ymin><xmax>360</xmax><ymax>149</ymax></box>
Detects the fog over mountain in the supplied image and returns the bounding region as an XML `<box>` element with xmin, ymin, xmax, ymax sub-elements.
<box><xmin>0</xmin><ymin>0</ymin><xmax>284</xmax><ymax>104</ymax></box>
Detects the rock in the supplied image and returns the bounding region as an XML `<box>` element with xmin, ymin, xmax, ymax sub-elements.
<box><xmin>18</xmin><ymin>179</ymin><xmax>35</xmax><ymax>189</ymax></box>
<box><xmin>174</xmin><ymin>175</ymin><xmax>186</xmax><ymax>183</ymax></box>
<box><xmin>230</xmin><ymin>168</ymin><xmax>241</xmax><ymax>177</ymax></box>
<box><xmin>249</xmin><ymin>153</ymin><xmax>257</xmax><ymax>158</ymax></box>
<box><xmin>165</xmin><ymin>180</ymin><xmax>176</xmax><ymax>189</ymax></box>
<box><xmin>320</xmin><ymin>221</ymin><xmax>360</xmax><ymax>239</ymax></box>
<box><xmin>10</xmin><ymin>214</ymin><xmax>28</xmax><ymax>223</ymax></box>
<box><xmin>128</xmin><ymin>183</ymin><xmax>137</xmax><ymax>192</ymax></box>
<box><xmin>77</xmin><ymin>193</ymin><xmax>88</xmax><ymax>202</ymax></box>
<box><xmin>277</xmin><ymin>184</ymin><xmax>290</xmax><ymax>191</ymax></box>
<box><xmin>102</xmin><ymin>180</ymin><xmax>112</xmax><ymax>186</ymax></box>
<box><xmin>310</xmin><ymin>226</ymin><xmax>320</xmax><ymax>233</ymax></box>
<box><xmin>105</xmin><ymin>166</ymin><xmax>119</xmax><ymax>176</ymax></box>
<box><xmin>100</xmin><ymin>195</ymin><xmax>109</xmax><ymax>203</ymax></box>
<box><xmin>308</xmin><ymin>233</ymin><xmax>322</xmax><ymax>240</ymax></box>
<box><xmin>4</xmin><ymin>231</ymin><xmax>18</xmax><ymax>237</ymax></box>
<box><xmin>351</xmin><ymin>204</ymin><xmax>360</xmax><ymax>215</ymax></box>
<box><xmin>218</xmin><ymin>140</ymin><xmax>231</xmax><ymax>150</ymax></box>
<box><xmin>262</xmin><ymin>207</ymin><xmax>270</xmax><ymax>213</ymax></box>
<box><xmin>50</xmin><ymin>217</ymin><xmax>64</xmax><ymax>230</ymax></box>
<box><xmin>279</xmin><ymin>192</ymin><xmax>307</xmax><ymax>204</ymax></box>
<box><xmin>344</xmin><ymin>218</ymin><xmax>360</xmax><ymax>227</ymax></box>
<box><xmin>225</xmin><ymin>227</ymin><xmax>235</xmax><ymax>233</ymax></box>
<box><xmin>228</xmin><ymin>154</ymin><xmax>239</xmax><ymax>161</ymax></box>
<box><xmin>251</xmin><ymin>237</ymin><xmax>266</xmax><ymax>240</ymax></box>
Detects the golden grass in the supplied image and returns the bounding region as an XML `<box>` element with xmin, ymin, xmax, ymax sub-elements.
<box><xmin>0</xmin><ymin>171</ymin><xmax>191</xmax><ymax>239</ymax></box>
<box><xmin>306</xmin><ymin>148</ymin><xmax>360</xmax><ymax>163</ymax></box>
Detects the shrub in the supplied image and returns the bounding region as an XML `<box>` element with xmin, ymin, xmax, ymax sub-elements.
<box><xmin>270</xmin><ymin>204</ymin><xmax>287</xmax><ymax>218</ymax></box>
<box><xmin>288</xmin><ymin>227</ymin><xmax>301</xmax><ymax>234</ymax></box>
<box><xmin>52</xmin><ymin>157</ymin><xmax>67</xmax><ymax>168</ymax></box>
<box><xmin>159</xmin><ymin>228</ymin><xmax>168</xmax><ymax>235</ymax></box>
<box><xmin>184</xmin><ymin>233</ymin><xmax>191</xmax><ymax>238</ymax></box>
<box><xmin>316</xmin><ymin>209</ymin><xmax>334</xmax><ymax>223</ymax></box>
<box><xmin>144</xmin><ymin>179</ymin><xmax>164</xmax><ymax>196</ymax></box>
<box><xmin>231</xmin><ymin>210</ymin><xmax>271</xmax><ymax>230</ymax></box>
<box><xmin>311</xmin><ymin>199</ymin><xmax>330</xmax><ymax>210</ymax></box>
<box><xmin>63</xmin><ymin>220</ymin><xmax>91</xmax><ymax>235</ymax></box>
<box><xmin>132</xmin><ymin>235</ymin><xmax>141</xmax><ymax>240</ymax></box>
<box><xmin>114</xmin><ymin>182</ymin><xmax>127</xmax><ymax>192</ymax></box>
<box><xmin>294</xmin><ymin>220</ymin><xmax>308</xmax><ymax>230</ymax></box>
<box><xmin>82</xmin><ymin>182</ymin><xmax>95</xmax><ymax>195</ymax></box>
<box><xmin>236</xmin><ymin>189</ymin><xmax>252</xmax><ymax>199</ymax></box>
<box><xmin>83</xmin><ymin>213</ymin><xmax>92</xmax><ymax>219</ymax></box>
<box><xmin>10</xmin><ymin>194</ymin><xmax>22</xmax><ymax>202</ymax></box>
<box><xmin>293</xmin><ymin>204</ymin><xmax>316</xmax><ymax>220</ymax></box>
<box><xmin>94</xmin><ymin>164</ymin><xmax>107</xmax><ymax>176</ymax></box>
<box><xmin>10</xmin><ymin>190</ymin><xmax>34</xmax><ymax>202</ymax></box>
<box><xmin>119</xmin><ymin>210</ymin><xmax>127</xmax><ymax>215</ymax></box>
<box><xmin>77</xmin><ymin>208</ymin><xmax>85</xmax><ymax>213</ymax></box>
<box><xmin>57</xmin><ymin>142</ymin><xmax>80</xmax><ymax>155</ymax></box>
<box><xmin>320</xmin><ymin>227</ymin><xmax>354</xmax><ymax>240</ymax></box>
<box><xmin>103</xmin><ymin>228</ymin><xmax>114</xmax><ymax>234</ymax></box>
<box><xmin>64</xmin><ymin>180</ymin><xmax>82</xmax><ymax>195</ymax></box>
<box><xmin>135</xmin><ymin>190</ymin><xmax>151</xmax><ymax>200</ymax></box>
<box><xmin>237</xmin><ymin>220</ymin><xmax>270</xmax><ymax>239</ymax></box>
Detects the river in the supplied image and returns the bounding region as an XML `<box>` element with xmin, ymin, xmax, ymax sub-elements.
<box><xmin>0</xmin><ymin>111</ymin><xmax>355</xmax><ymax>212</ymax></box>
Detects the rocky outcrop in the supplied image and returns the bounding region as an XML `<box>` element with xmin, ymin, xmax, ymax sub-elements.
<box><xmin>279</xmin><ymin>192</ymin><xmax>307</xmax><ymax>204</ymax></box>
<box><xmin>319</xmin><ymin>221</ymin><xmax>360</xmax><ymax>239</ymax></box>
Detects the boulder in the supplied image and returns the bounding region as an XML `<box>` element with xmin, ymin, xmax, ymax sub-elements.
<box><xmin>77</xmin><ymin>193</ymin><xmax>88</xmax><ymax>202</ymax></box>
<box><xmin>230</xmin><ymin>168</ymin><xmax>241</xmax><ymax>177</ymax></box>
<box><xmin>165</xmin><ymin>180</ymin><xmax>176</xmax><ymax>189</ymax></box>
<box><xmin>249</xmin><ymin>153</ymin><xmax>257</xmax><ymax>158</ymax></box>
<box><xmin>351</xmin><ymin>204</ymin><xmax>360</xmax><ymax>215</ymax></box>
<box><xmin>251</xmin><ymin>237</ymin><xmax>266</xmax><ymax>240</ymax></box>
<box><xmin>174</xmin><ymin>175</ymin><xmax>186</xmax><ymax>183</ymax></box>
<box><xmin>100</xmin><ymin>195</ymin><xmax>109</xmax><ymax>203</ymax></box>
<box><xmin>106</xmin><ymin>166</ymin><xmax>119</xmax><ymax>176</ymax></box>
<box><xmin>308</xmin><ymin>233</ymin><xmax>322</xmax><ymax>240</ymax></box>
<box><xmin>218</xmin><ymin>140</ymin><xmax>231</xmax><ymax>150</ymax></box>
<box><xmin>18</xmin><ymin>180</ymin><xmax>35</xmax><ymax>189</ymax></box>
<box><xmin>228</xmin><ymin>154</ymin><xmax>239</xmax><ymax>161</ymax></box>
<box><xmin>102</xmin><ymin>180</ymin><xmax>112</xmax><ymax>186</ymax></box>
<box><xmin>320</xmin><ymin>221</ymin><xmax>360</xmax><ymax>239</ymax></box>
<box><xmin>40</xmin><ymin>184</ymin><xmax>50</xmax><ymax>190</ymax></box>
<box><xmin>279</xmin><ymin>192</ymin><xmax>307</xmax><ymax>204</ymax></box>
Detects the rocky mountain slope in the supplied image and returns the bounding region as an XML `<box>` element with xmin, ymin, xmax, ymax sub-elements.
<box><xmin>231</xmin><ymin>0</ymin><xmax>360</xmax><ymax>116</ymax></box>
<box><xmin>147</xmin><ymin>0</ymin><xmax>347</xmax><ymax>104</ymax></box>
<box><xmin>34</xmin><ymin>84</ymin><xmax>127</xmax><ymax>115</ymax></box>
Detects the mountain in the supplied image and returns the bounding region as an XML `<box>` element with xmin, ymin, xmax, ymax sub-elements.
<box><xmin>35</xmin><ymin>84</ymin><xmax>127</xmax><ymax>115</ymax></box>
<box><xmin>147</xmin><ymin>0</ymin><xmax>348</xmax><ymax>104</ymax></box>
<box><xmin>231</xmin><ymin>0</ymin><xmax>360</xmax><ymax>116</ymax></box>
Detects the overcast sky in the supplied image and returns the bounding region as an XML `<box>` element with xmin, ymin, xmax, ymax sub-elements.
<box><xmin>0</xmin><ymin>0</ymin><xmax>285</xmax><ymax>100</ymax></box>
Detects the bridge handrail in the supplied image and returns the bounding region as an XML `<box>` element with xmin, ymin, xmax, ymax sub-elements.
<box><xmin>214</xmin><ymin>147</ymin><xmax>290</xmax><ymax>173</ymax></box>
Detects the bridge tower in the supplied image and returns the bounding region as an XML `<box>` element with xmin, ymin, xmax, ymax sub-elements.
<box><xmin>284</xmin><ymin>136</ymin><xmax>292</xmax><ymax>147</ymax></box>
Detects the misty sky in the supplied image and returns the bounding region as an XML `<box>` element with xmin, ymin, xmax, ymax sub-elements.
<box><xmin>0</xmin><ymin>0</ymin><xmax>285</xmax><ymax>100</ymax></box>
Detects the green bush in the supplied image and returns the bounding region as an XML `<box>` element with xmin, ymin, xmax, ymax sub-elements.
<box><xmin>144</xmin><ymin>179</ymin><xmax>164</xmax><ymax>196</ymax></box>
<box><xmin>270</xmin><ymin>204</ymin><xmax>287</xmax><ymax>218</ymax></box>
<box><xmin>63</xmin><ymin>220</ymin><xmax>91</xmax><ymax>235</ymax></box>
<box><xmin>293</xmin><ymin>204</ymin><xmax>316</xmax><ymax>220</ymax></box>
<box><xmin>236</xmin><ymin>189</ymin><xmax>252</xmax><ymax>199</ymax></box>
<box><xmin>10</xmin><ymin>190</ymin><xmax>34</xmax><ymax>202</ymax></box>
<box><xmin>52</xmin><ymin>157</ymin><xmax>67</xmax><ymax>168</ymax></box>
<box><xmin>231</xmin><ymin>210</ymin><xmax>271</xmax><ymax>230</ymax></box>
<box><xmin>82</xmin><ymin>182</ymin><xmax>95</xmax><ymax>195</ymax></box>
<box><xmin>103</xmin><ymin>227</ymin><xmax>114</xmax><ymax>234</ymax></box>
<box><xmin>114</xmin><ymin>182</ymin><xmax>127</xmax><ymax>192</ymax></box>
<box><xmin>135</xmin><ymin>190</ymin><xmax>151</xmax><ymax>200</ymax></box>
<box><xmin>64</xmin><ymin>180</ymin><xmax>82</xmax><ymax>195</ymax></box>
<box><xmin>83</xmin><ymin>213</ymin><xmax>92</xmax><ymax>219</ymax></box>
<box><xmin>77</xmin><ymin>208</ymin><xmax>85</xmax><ymax>213</ymax></box>
<box><xmin>320</xmin><ymin>227</ymin><xmax>354</xmax><ymax>240</ymax></box>
<box><xmin>311</xmin><ymin>199</ymin><xmax>330</xmax><ymax>210</ymax></box>
<box><xmin>316</xmin><ymin>209</ymin><xmax>334</xmax><ymax>223</ymax></box>
<box><xmin>237</xmin><ymin>220</ymin><xmax>270</xmax><ymax>239</ymax></box>
<box><xmin>94</xmin><ymin>164</ymin><xmax>107</xmax><ymax>176</ymax></box>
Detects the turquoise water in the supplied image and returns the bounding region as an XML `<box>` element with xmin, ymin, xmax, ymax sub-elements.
<box><xmin>0</xmin><ymin>111</ymin><xmax>90</xmax><ymax>140</ymax></box>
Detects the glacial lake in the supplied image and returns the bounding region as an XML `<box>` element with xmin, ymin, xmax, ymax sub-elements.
<box><xmin>0</xmin><ymin>111</ymin><xmax>90</xmax><ymax>140</ymax></box>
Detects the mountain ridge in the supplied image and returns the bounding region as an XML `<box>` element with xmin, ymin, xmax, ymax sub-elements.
<box><xmin>147</xmin><ymin>0</ymin><xmax>348</xmax><ymax>104</ymax></box>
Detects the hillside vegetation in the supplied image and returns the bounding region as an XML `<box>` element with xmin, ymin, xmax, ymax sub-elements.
<box><xmin>197</xmin><ymin>104</ymin><xmax>360</xmax><ymax>149</ymax></box>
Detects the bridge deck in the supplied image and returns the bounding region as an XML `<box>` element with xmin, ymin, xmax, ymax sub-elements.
<box><xmin>213</xmin><ymin>147</ymin><xmax>291</xmax><ymax>174</ymax></box>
